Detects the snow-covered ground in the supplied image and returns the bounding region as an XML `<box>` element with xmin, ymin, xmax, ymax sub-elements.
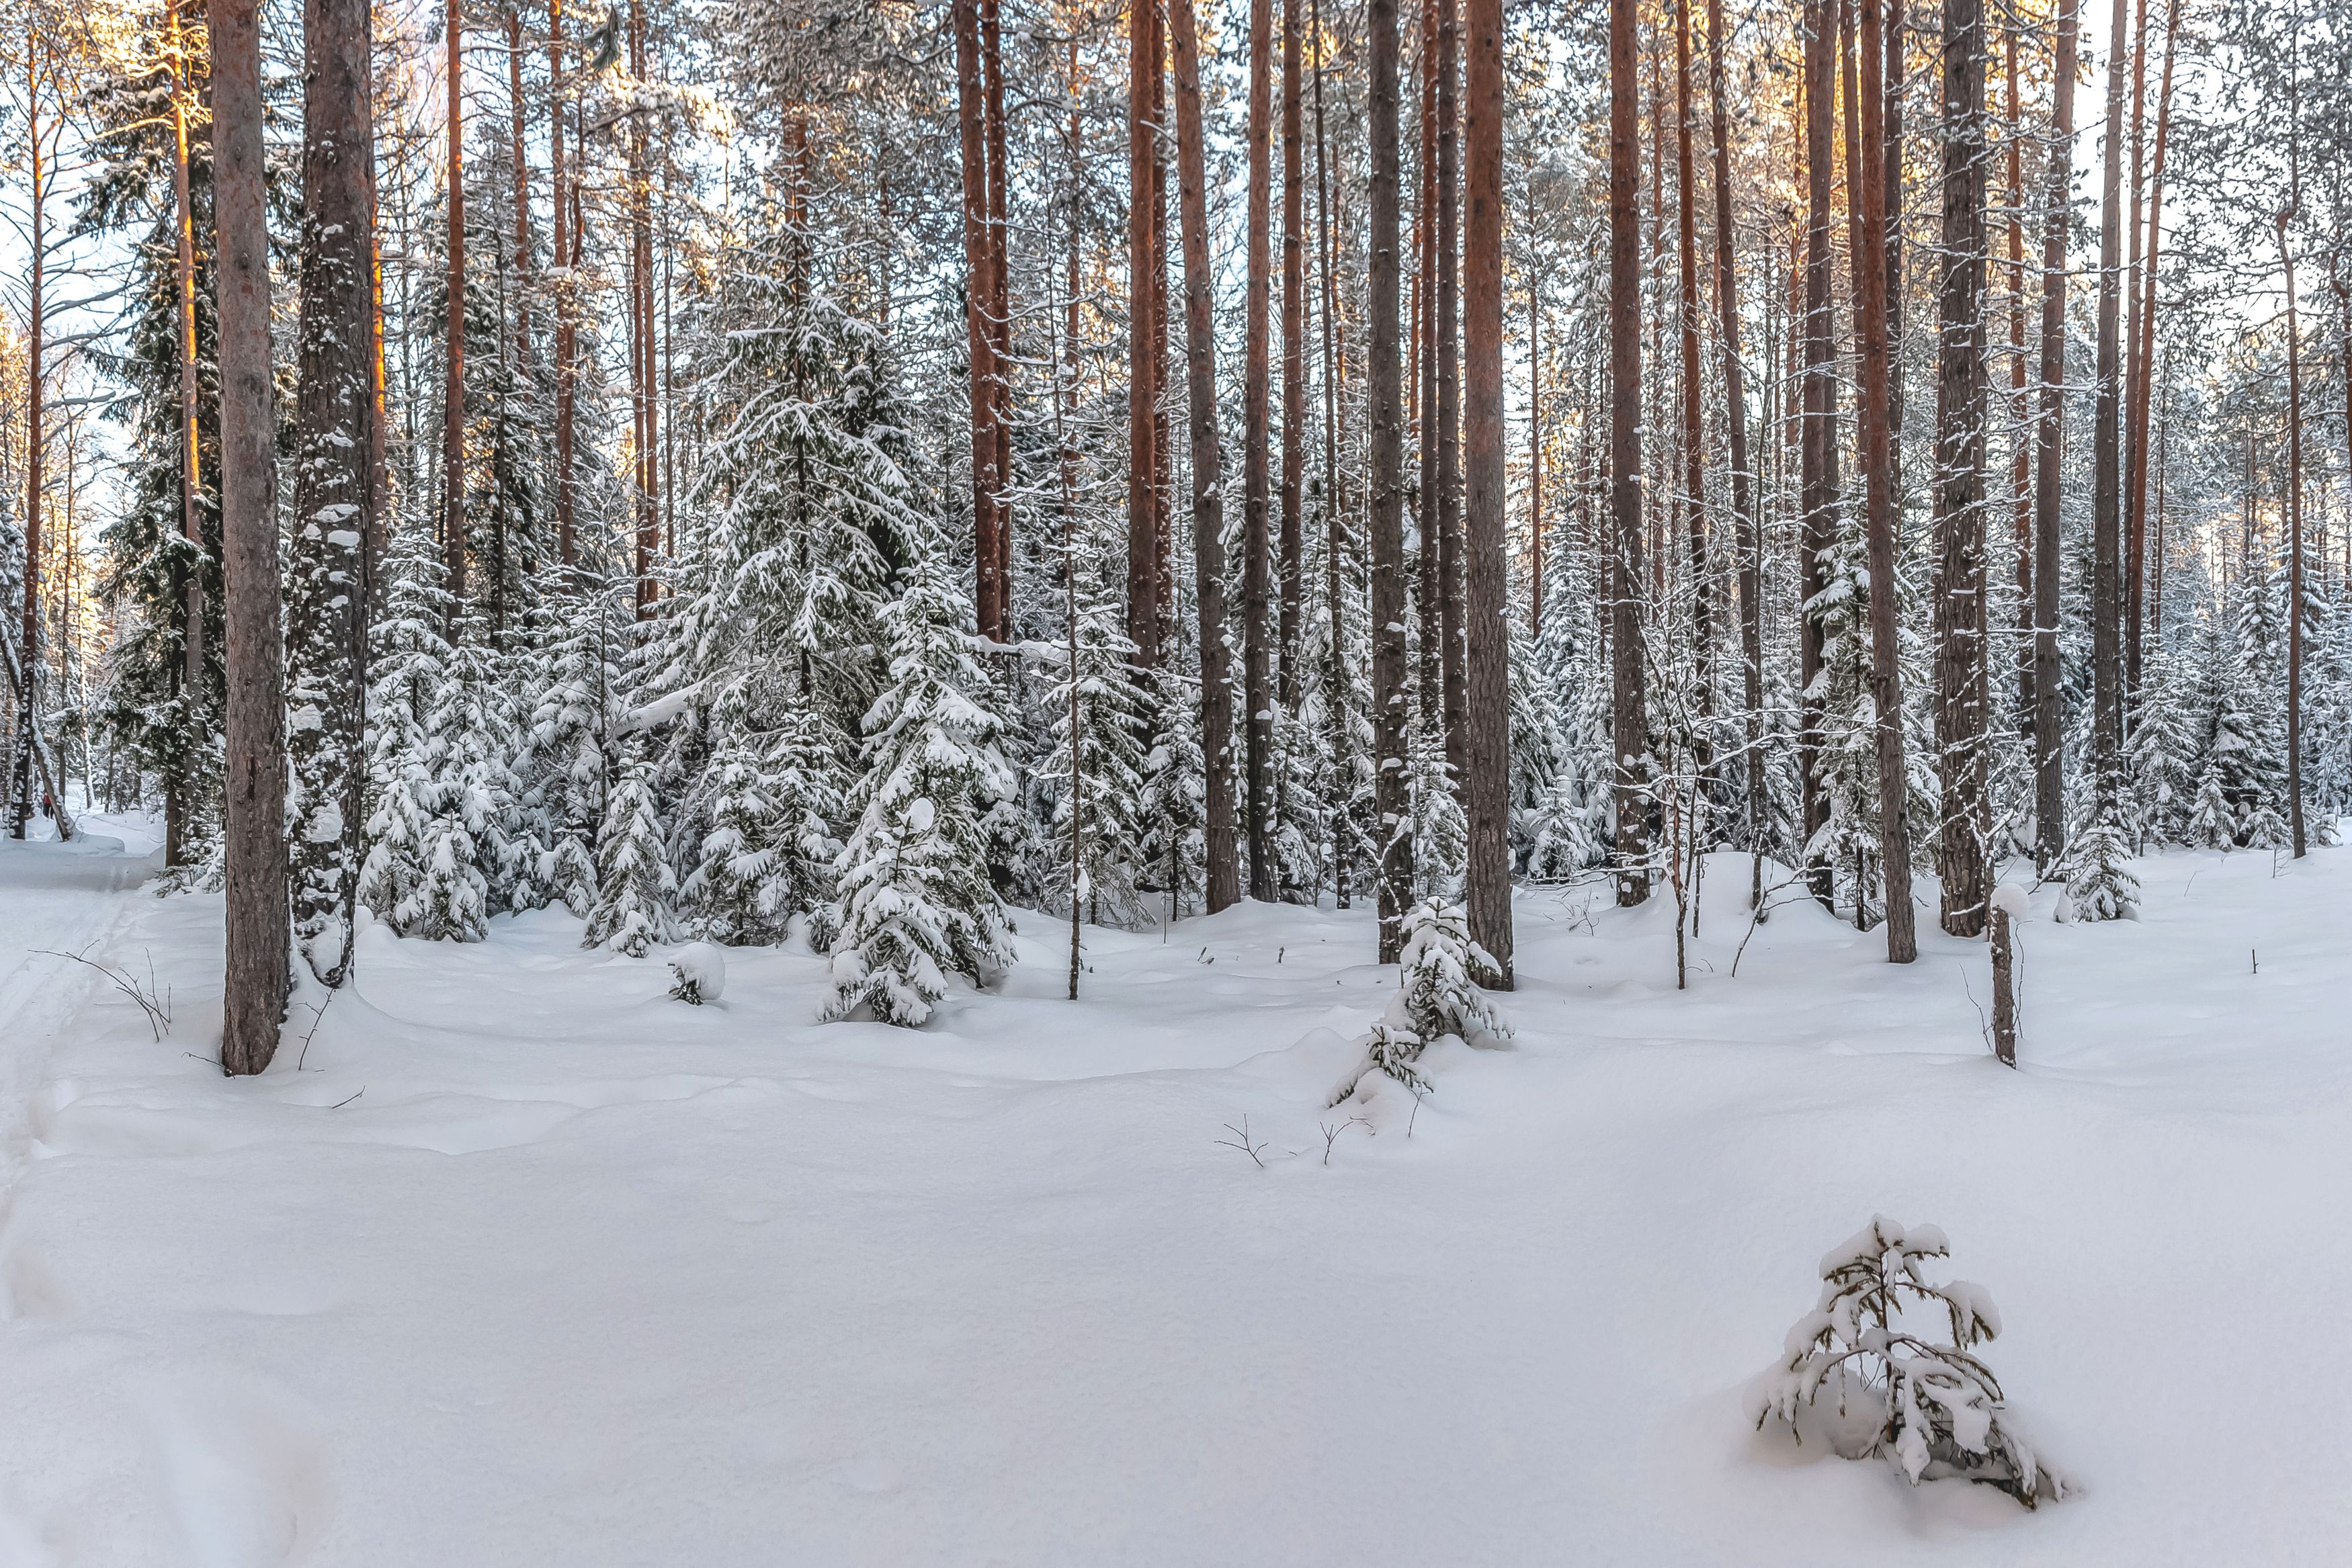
<box><xmin>2</xmin><ymin>834</ymin><xmax>2348</xmax><ymax>1565</ymax></box>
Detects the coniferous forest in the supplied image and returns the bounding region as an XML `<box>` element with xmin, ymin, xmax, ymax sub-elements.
<box><xmin>2</xmin><ymin>0</ymin><xmax>2351</xmax><ymax>1555</ymax></box>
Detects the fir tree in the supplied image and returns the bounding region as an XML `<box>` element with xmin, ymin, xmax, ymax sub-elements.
<box><xmin>584</xmin><ymin>759</ymin><xmax>679</xmax><ymax>957</ymax></box>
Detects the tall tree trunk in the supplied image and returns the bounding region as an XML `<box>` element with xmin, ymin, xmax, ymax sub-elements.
<box><xmin>1436</xmin><ymin>0</ymin><xmax>1466</xmax><ymax>781</ymax></box>
<box><xmin>1675</xmin><ymin>0</ymin><xmax>1710</xmax><ymax>778</ymax></box>
<box><xmin>11</xmin><ymin>33</ymin><xmax>42</xmax><ymax>841</ymax></box>
<box><xmin>2126</xmin><ymin>0</ymin><xmax>2180</xmax><ymax>695</ymax></box>
<box><xmin>289</xmin><ymin>0</ymin><xmax>376</xmax><ymax>986</ymax></box>
<box><xmin>2005</xmin><ymin>26</ymin><xmax>2031</xmax><ymax>721</ymax></box>
<box><xmin>1243</xmin><ymin>0</ymin><xmax>1276</xmax><ymax>900</ymax></box>
<box><xmin>1462</xmin><ymin>0</ymin><xmax>1511</xmax><ymax>981</ymax></box>
<box><xmin>984</xmin><ymin>0</ymin><xmax>1013</xmax><ymax>620</ymax></box>
<box><xmin>168</xmin><ymin>0</ymin><xmax>204</xmax><ymax>867</ymax></box>
<box><xmin>1368</xmin><ymin>0</ymin><xmax>1414</xmax><ymax>956</ymax></box>
<box><xmin>1800</xmin><ymin>0</ymin><xmax>1839</xmax><ymax>904</ymax></box>
<box><xmin>1312</xmin><ymin>0</ymin><xmax>1349</xmax><ymax>908</ymax></box>
<box><xmin>2089</xmin><ymin>0</ymin><xmax>2129</xmax><ymax>805</ymax></box>
<box><xmin>2282</xmin><ymin>215</ymin><xmax>2304</xmax><ymax>857</ymax></box>
<box><xmin>1853</xmin><ymin>0</ymin><xmax>1917</xmax><ymax>963</ymax></box>
<box><xmin>214</xmin><ymin>0</ymin><xmax>289</xmax><ymax>1076</ymax></box>
<box><xmin>550</xmin><ymin>0</ymin><xmax>575</xmax><ymax>568</ymax></box>
<box><xmin>444</xmin><ymin>0</ymin><xmax>468</xmax><ymax>619</ymax></box>
<box><xmin>2118</xmin><ymin>0</ymin><xmax>2148</xmax><ymax>699</ymax></box>
<box><xmin>1933</xmin><ymin>0</ymin><xmax>1987</xmax><ymax>937</ymax></box>
<box><xmin>1416</xmin><ymin>7</ymin><xmax>1441</xmax><ymax>741</ymax></box>
<box><xmin>1170</xmin><ymin>0</ymin><xmax>1243</xmax><ymax>914</ymax></box>
<box><xmin>1706</xmin><ymin>0</ymin><xmax>1761</xmax><ymax>909</ymax></box>
<box><xmin>2031</xmin><ymin>0</ymin><xmax>2078</xmax><ymax>873</ymax></box>
<box><xmin>955</xmin><ymin>0</ymin><xmax>1005</xmax><ymax>640</ymax></box>
<box><xmin>1127</xmin><ymin>0</ymin><xmax>1160</xmax><ymax>668</ymax></box>
<box><xmin>630</xmin><ymin>0</ymin><xmax>657</xmax><ymax>619</ymax></box>
<box><xmin>1883</xmin><ymin>0</ymin><xmax>1906</xmax><ymax>474</ymax></box>
<box><xmin>1152</xmin><ymin>40</ymin><xmax>1173</xmax><ymax>660</ymax></box>
<box><xmin>1279</xmin><ymin>0</ymin><xmax>1306</xmax><ymax>709</ymax></box>
<box><xmin>1609</xmin><ymin>0</ymin><xmax>1650</xmax><ymax>908</ymax></box>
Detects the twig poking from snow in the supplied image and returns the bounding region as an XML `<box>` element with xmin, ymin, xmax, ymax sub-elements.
<box><xmin>329</xmin><ymin>1086</ymin><xmax>366</xmax><ymax>1109</ymax></box>
<box><xmin>1216</xmin><ymin>1117</ymin><xmax>1268</xmax><ymax>1169</ymax></box>
<box><xmin>296</xmin><ymin>988</ymin><xmax>336</xmax><ymax>1071</ymax></box>
<box><xmin>38</xmin><ymin>945</ymin><xmax>172</xmax><ymax>1042</ymax></box>
<box><xmin>1319</xmin><ymin>1115</ymin><xmax>1371</xmax><ymax>1166</ymax></box>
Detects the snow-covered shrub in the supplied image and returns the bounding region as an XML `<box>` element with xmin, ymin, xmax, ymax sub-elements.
<box><xmin>1337</xmin><ymin>900</ymin><xmax>1510</xmax><ymax>1103</ymax></box>
<box><xmin>1749</xmin><ymin>1216</ymin><xmax>2073</xmax><ymax>1509</ymax></box>
<box><xmin>669</xmin><ymin>942</ymin><xmax>726</xmax><ymax>1005</ymax></box>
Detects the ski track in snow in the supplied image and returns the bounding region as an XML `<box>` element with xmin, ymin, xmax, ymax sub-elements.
<box><xmin>0</xmin><ymin>830</ymin><xmax>2349</xmax><ymax>1563</ymax></box>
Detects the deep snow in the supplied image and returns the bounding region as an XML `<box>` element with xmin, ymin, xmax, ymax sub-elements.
<box><xmin>1</xmin><ymin>831</ymin><xmax>2348</xmax><ymax>1565</ymax></box>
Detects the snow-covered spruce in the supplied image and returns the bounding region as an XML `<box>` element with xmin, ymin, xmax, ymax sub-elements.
<box><xmin>2060</xmin><ymin>804</ymin><xmax>2140</xmax><ymax>923</ymax></box>
<box><xmin>584</xmin><ymin>760</ymin><xmax>679</xmax><ymax>957</ymax></box>
<box><xmin>822</xmin><ymin>549</ymin><xmax>1015</xmax><ymax>1027</ymax></box>
<box><xmin>1335</xmin><ymin>899</ymin><xmax>1510</xmax><ymax>1104</ymax></box>
<box><xmin>1749</xmin><ymin>1216</ymin><xmax>2073</xmax><ymax>1509</ymax></box>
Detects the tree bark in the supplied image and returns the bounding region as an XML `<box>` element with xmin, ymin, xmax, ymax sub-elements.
<box><xmin>2118</xmin><ymin>0</ymin><xmax>2148</xmax><ymax>698</ymax></box>
<box><xmin>444</xmin><ymin>0</ymin><xmax>468</xmax><ymax>619</ymax></box>
<box><xmin>1279</xmin><ymin>0</ymin><xmax>1306</xmax><ymax>709</ymax></box>
<box><xmin>1170</xmin><ymin>0</ymin><xmax>1242</xmax><ymax>914</ymax></box>
<box><xmin>1462</xmin><ymin>0</ymin><xmax>1511</xmax><ymax>982</ymax></box>
<box><xmin>1853</xmin><ymin>0</ymin><xmax>1917</xmax><ymax>963</ymax></box>
<box><xmin>1243</xmin><ymin>0</ymin><xmax>1276</xmax><ymax>900</ymax></box>
<box><xmin>1933</xmin><ymin>0</ymin><xmax>1988</xmax><ymax>937</ymax></box>
<box><xmin>1609</xmin><ymin>0</ymin><xmax>1650</xmax><ymax>907</ymax></box>
<box><xmin>214</xmin><ymin>0</ymin><xmax>290</xmax><ymax>1075</ymax></box>
<box><xmin>2281</xmin><ymin>208</ymin><xmax>2306</xmax><ymax>858</ymax></box>
<box><xmin>1675</xmin><ymin>0</ymin><xmax>1710</xmax><ymax>779</ymax></box>
<box><xmin>1706</xmin><ymin>0</ymin><xmax>1760</xmax><ymax>908</ymax></box>
<box><xmin>2031</xmin><ymin>0</ymin><xmax>2078</xmax><ymax>873</ymax></box>
<box><xmin>2126</xmin><ymin>0</ymin><xmax>2180</xmax><ymax>695</ymax></box>
<box><xmin>2089</xmin><ymin>0</ymin><xmax>2129</xmax><ymax>803</ymax></box>
<box><xmin>289</xmin><ymin>0</ymin><xmax>376</xmax><ymax>986</ymax></box>
<box><xmin>983</xmin><ymin>0</ymin><xmax>1014</xmax><ymax>621</ymax></box>
<box><xmin>1369</xmin><ymin>0</ymin><xmax>1414</xmax><ymax>956</ymax></box>
<box><xmin>1416</xmin><ymin>7</ymin><xmax>1441</xmax><ymax>741</ymax></box>
<box><xmin>169</xmin><ymin>0</ymin><xmax>204</xmax><ymax>867</ymax></box>
<box><xmin>2005</xmin><ymin>26</ymin><xmax>2031</xmax><ymax>722</ymax></box>
<box><xmin>550</xmin><ymin>0</ymin><xmax>576</xmax><ymax>568</ymax></box>
<box><xmin>1128</xmin><ymin>0</ymin><xmax>1160</xmax><ymax>668</ymax></box>
<box><xmin>1436</xmin><ymin>0</ymin><xmax>1466</xmax><ymax>781</ymax></box>
<box><xmin>1799</xmin><ymin>0</ymin><xmax>1839</xmax><ymax>904</ymax></box>
<box><xmin>956</xmin><ymin>0</ymin><xmax>1005</xmax><ymax>641</ymax></box>
<box><xmin>11</xmin><ymin>32</ymin><xmax>42</xmax><ymax>841</ymax></box>
<box><xmin>1312</xmin><ymin>0</ymin><xmax>1349</xmax><ymax>908</ymax></box>
<box><xmin>630</xmin><ymin>0</ymin><xmax>658</xmax><ymax>619</ymax></box>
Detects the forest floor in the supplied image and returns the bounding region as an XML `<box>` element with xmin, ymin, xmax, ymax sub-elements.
<box><xmin>1</xmin><ymin>824</ymin><xmax>2347</xmax><ymax>1566</ymax></box>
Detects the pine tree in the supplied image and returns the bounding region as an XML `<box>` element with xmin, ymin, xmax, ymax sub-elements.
<box><xmin>517</xmin><ymin>567</ymin><xmax>623</xmax><ymax>918</ymax></box>
<box><xmin>823</xmin><ymin>548</ymin><xmax>1015</xmax><ymax>1026</ymax></box>
<box><xmin>679</xmin><ymin>685</ymin><xmax>844</xmax><ymax>945</ymax></box>
<box><xmin>1142</xmin><ymin>672</ymin><xmax>1208</xmax><ymax>919</ymax></box>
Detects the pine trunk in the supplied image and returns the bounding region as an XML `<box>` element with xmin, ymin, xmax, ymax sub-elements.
<box><xmin>1462</xmin><ymin>0</ymin><xmax>1511</xmax><ymax>982</ymax></box>
<box><xmin>955</xmin><ymin>0</ymin><xmax>1004</xmax><ymax>641</ymax></box>
<box><xmin>1436</xmin><ymin>0</ymin><xmax>1466</xmax><ymax>781</ymax></box>
<box><xmin>1853</xmin><ymin>0</ymin><xmax>1917</xmax><ymax>963</ymax></box>
<box><xmin>2126</xmin><ymin>0</ymin><xmax>2181</xmax><ymax>695</ymax></box>
<box><xmin>1127</xmin><ymin>0</ymin><xmax>1160</xmax><ymax>667</ymax></box>
<box><xmin>1170</xmin><ymin>0</ymin><xmax>1243</xmax><ymax>914</ymax></box>
<box><xmin>1609</xmin><ymin>0</ymin><xmax>1650</xmax><ymax>908</ymax></box>
<box><xmin>215</xmin><ymin>0</ymin><xmax>290</xmax><ymax>1075</ymax></box>
<box><xmin>1368</xmin><ymin>0</ymin><xmax>1414</xmax><ymax>957</ymax></box>
<box><xmin>1799</xmin><ymin>0</ymin><xmax>1839</xmax><ymax>905</ymax></box>
<box><xmin>169</xmin><ymin>0</ymin><xmax>204</xmax><ymax>867</ymax></box>
<box><xmin>1933</xmin><ymin>0</ymin><xmax>1988</xmax><ymax>938</ymax></box>
<box><xmin>288</xmin><ymin>0</ymin><xmax>376</xmax><ymax>986</ymax></box>
<box><xmin>444</xmin><ymin>0</ymin><xmax>468</xmax><ymax>618</ymax></box>
<box><xmin>550</xmin><ymin>0</ymin><xmax>576</xmax><ymax>568</ymax></box>
<box><xmin>2031</xmin><ymin>0</ymin><xmax>2078</xmax><ymax>873</ymax></box>
<box><xmin>1243</xmin><ymin>0</ymin><xmax>1275</xmax><ymax>900</ymax></box>
<box><xmin>1675</xmin><ymin>0</ymin><xmax>1710</xmax><ymax>776</ymax></box>
<box><xmin>2089</xmin><ymin>0</ymin><xmax>2130</xmax><ymax>803</ymax></box>
<box><xmin>1707</xmin><ymin>0</ymin><xmax>1761</xmax><ymax>908</ymax></box>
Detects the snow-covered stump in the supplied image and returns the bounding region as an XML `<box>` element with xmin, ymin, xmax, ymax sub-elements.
<box><xmin>1750</xmin><ymin>1217</ymin><xmax>2073</xmax><ymax>1509</ymax></box>
<box><xmin>1988</xmin><ymin>884</ymin><xmax>2027</xmax><ymax>1068</ymax></box>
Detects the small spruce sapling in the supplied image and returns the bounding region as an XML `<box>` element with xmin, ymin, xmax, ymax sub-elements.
<box><xmin>668</xmin><ymin>941</ymin><xmax>727</xmax><ymax>1004</ymax></box>
<box><xmin>1749</xmin><ymin>1217</ymin><xmax>2073</xmax><ymax>1508</ymax></box>
<box><xmin>1336</xmin><ymin>900</ymin><xmax>1511</xmax><ymax>1104</ymax></box>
